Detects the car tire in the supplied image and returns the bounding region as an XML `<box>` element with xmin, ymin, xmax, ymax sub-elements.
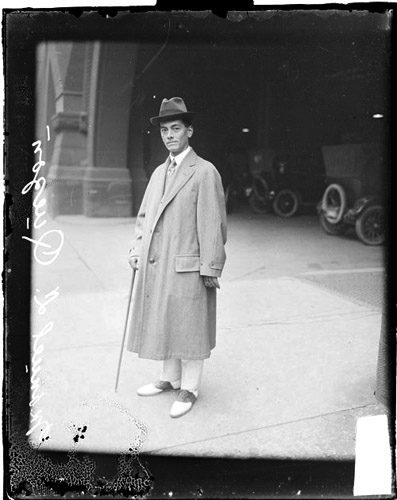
<box><xmin>321</xmin><ymin>183</ymin><xmax>347</xmax><ymax>224</ymax></box>
<box><xmin>248</xmin><ymin>192</ymin><xmax>268</xmax><ymax>214</ymax></box>
<box><xmin>252</xmin><ymin>175</ymin><xmax>270</xmax><ymax>202</ymax></box>
<box><xmin>355</xmin><ymin>205</ymin><xmax>385</xmax><ymax>245</ymax></box>
<box><xmin>319</xmin><ymin>212</ymin><xmax>348</xmax><ymax>235</ymax></box>
<box><xmin>272</xmin><ymin>189</ymin><xmax>299</xmax><ymax>218</ymax></box>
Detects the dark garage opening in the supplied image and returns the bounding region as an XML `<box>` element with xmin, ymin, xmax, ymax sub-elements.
<box><xmin>129</xmin><ymin>14</ymin><xmax>389</xmax><ymax>189</ymax></box>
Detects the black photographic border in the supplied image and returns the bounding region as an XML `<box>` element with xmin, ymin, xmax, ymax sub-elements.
<box><xmin>3</xmin><ymin>5</ymin><xmax>395</xmax><ymax>498</ymax></box>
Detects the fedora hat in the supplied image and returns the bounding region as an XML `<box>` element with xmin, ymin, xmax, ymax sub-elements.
<box><xmin>150</xmin><ymin>97</ymin><xmax>195</xmax><ymax>126</ymax></box>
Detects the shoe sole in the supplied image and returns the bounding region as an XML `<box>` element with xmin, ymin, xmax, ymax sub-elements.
<box><xmin>170</xmin><ymin>408</ymin><xmax>192</xmax><ymax>418</ymax></box>
<box><xmin>137</xmin><ymin>388</ymin><xmax>181</xmax><ymax>397</ymax></box>
<box><xmin>170</xmin><ymin>402</ymin><xmax>195</xmax><ymax>418</ymax></box>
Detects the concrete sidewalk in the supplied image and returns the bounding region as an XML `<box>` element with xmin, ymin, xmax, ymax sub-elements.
<box><xmin>29</xmin><ymin>212</ymin><xmax>385</xmax><ymax>459</ymax></box>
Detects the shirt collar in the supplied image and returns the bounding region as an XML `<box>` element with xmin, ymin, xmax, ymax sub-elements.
<box><xmin>169</xmin><ymin>146</ymin><xmax>192</xmax><ymax>168</ymax></box>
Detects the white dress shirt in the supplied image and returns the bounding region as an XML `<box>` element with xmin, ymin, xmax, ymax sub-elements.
<box><xmin>169</xmin><ymin>146</ymin><xmax>192</xmax><ymax>172</ymax></box>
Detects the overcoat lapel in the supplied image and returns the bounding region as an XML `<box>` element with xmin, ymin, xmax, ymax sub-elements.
<box><xmin>144</xmin><ymin>159</ymin><xmax>167</xmax><ymax>217</ymax></box>
<box><xmin>153</xmin><ymin>150</ymin><xmax>198</xmax><ymax>228</ymax></box>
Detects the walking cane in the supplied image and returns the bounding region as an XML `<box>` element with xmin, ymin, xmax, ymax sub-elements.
<box><xmin>114</xmin><ymin>268</ymin><xmax>136</xmax><ymax>392</ymax></box>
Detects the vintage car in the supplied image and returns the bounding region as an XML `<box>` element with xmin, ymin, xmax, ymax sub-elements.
<box><xmin>318</xmin><ymin>143</ymin><xmax>385</xmax><ymax>245</ymax></box>
<box><xmin>246</xmin><ymin>148</ymin><xmax>325</xmax><ymax>217</ymax></box>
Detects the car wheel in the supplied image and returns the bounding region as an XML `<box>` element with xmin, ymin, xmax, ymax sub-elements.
<box><xmin>321</xmin><ymin>183</ymin><xmax>347</xmax><ymax>224</ymax></box>
<box><xmin>355</xmin><ymin>205</ymin><xmax>385</xmax><ymax>245</ymax></box>
<box><xmin>319</xmin><ymin>212</ymin><xmax>348</xmax><ymax>235</ymax></box>
<box><xmin>272</xmin><ymin>189</ymin><xmax>299</xmax><ymax>218</ymax></box>
<box><xmin>252</xmin><ymin>175</ymin><xmax>270</xmax><ymax>202</ymax></box>
<box><xmin>248</xmin><ymin>192</ymin><xmax>268</xmax><ymax>214</ymax></box>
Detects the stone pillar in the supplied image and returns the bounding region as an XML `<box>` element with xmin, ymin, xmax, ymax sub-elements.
<box><xmin>84</xmin><ymin>42</ymin><xmax>140</xmax><ymax>217</ymax></box>
<box><xmin>46</xmin><ymin>42</ymin><xmax>89</xmax><ymax>216</ymax></box>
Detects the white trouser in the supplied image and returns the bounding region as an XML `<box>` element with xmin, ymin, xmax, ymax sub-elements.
<box><xmin>160</xmin><ymin>359</ymin><xmax>204</xmax><ymax>394</ymax></box>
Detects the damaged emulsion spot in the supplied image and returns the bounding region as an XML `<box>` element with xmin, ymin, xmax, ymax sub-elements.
<box><xmin>72</xmin><ymin>425</ymin><xmax>88</xmax><ymax>443</ymax></box>
<box><xmin>9</xmin><ymin>429</ymin><xmax>153</xmax><ymax>497</ymax></box>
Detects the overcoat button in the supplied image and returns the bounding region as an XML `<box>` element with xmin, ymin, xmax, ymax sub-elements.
<box><xmin>149</xmin><ymin>257</ymin><xmax>155</xmax><ymax>264</ymax></box>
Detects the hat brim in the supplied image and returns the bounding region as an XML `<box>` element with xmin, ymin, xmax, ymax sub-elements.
<box><xmin>150</xmin><ymin>111</ymin><xmax>195</xmax><ymax>126</ymax></box>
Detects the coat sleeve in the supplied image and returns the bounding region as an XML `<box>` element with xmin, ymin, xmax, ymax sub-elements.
<box><xmin>128</xmin><ymin>175</ymin><xmax>153</xmax><ymax>260</ymax></box>
<box><xmin>197</xmin><ymin>165</ymin><xmax>227</xmax><ymax>277</ymax></box>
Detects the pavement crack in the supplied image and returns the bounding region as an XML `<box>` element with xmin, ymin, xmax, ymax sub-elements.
<box><xmin>65</xmin><ymin>238</ymin><xmax>108</xmax><ymax>291</ymax></box>
<box><xmin>229</xmin><ymin>266</ymin><xmax>385</xmax><ymax>283</ymax></box>
<box><xmin>146</xmin><ymin>404</ymin><xmax>382</xmax><ymax>454</ymax></box>
<box><xmin>300</xmin><ymin>267</ymin><xmax>384</xmax><ymax>276</ymax></box>
<box><xmin>219</xmin><ymin>310</ymin><xmax>380</xmax><ymax>330</ymax></box>
<box><xmin>229</xmin><ymin>265</ymin><xmax>268</xmax><ymax>281</ymax></box>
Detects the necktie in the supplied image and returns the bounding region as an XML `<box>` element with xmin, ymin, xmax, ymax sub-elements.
<box><xmin>167</xmin><ymin>159</ymin><xmax>177</xmax><ymax>176</ymax></box>
<box><xmin>163</xmin><ymin>158</ymin><xmax>177</xmax><ymax>194</ymax></box>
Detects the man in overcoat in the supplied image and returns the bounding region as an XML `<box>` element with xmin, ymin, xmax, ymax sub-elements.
<box><xmin>127</xmin><ymin>97</ymin><xmax>227</xmax><ymax>418</ymax></box>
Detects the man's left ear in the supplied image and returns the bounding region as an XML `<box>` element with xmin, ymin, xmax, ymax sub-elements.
<box><xmin>188</xmin><ymin>126</ymin><xmax>193</xmax><ymax>138</ymax></box>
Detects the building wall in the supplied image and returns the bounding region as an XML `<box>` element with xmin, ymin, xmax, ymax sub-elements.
<box><xmin>37</xmin><ymin>41</ymin><xmax>148</xmax><ymax>217</ymax></box>
<box><xmin>36</xmin><ymin>37</ymin><xmax>387</xmax><ymax>218</ymax></box>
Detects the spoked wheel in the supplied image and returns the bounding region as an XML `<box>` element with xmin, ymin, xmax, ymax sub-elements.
<box><xmin>320</xmin><ymin>183</ymin><xmax>347</xmax><ymax>225</ymax></box>
<box><xmin>319</xmin><ymin>212</ymin><xmax>348</xmax><ymax>235</ymax></box>
<box><xmin>248</xmin><ymin>192</ymin><xmax>268</xmax><ymax>214</ymax></box>
<box><xmin>252</xmin><ymin>175</ymin><xmax>270</xmax><ymax>202</ymax></box>
<box><xmin>272</xmin><ymin>189</ymin><xmax>299</xmax><ymax>218</ymax></box>
<box><xmin>355</xmin><ymin>205</ymin><xmax>385</xmax><ymax>245</ymax></box>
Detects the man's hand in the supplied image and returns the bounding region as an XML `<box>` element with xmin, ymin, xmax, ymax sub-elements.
<box><xmin>128</xmin><ymin>256</ymin><xmax>139</xmax><ymax>270</ymax></box>
<box><xmin>203</xmin><ymin>276</ymin><xmax>220</xmax><ymax>288</ymax></box>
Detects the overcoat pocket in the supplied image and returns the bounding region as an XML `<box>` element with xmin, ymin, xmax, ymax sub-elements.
<box><xmin>210</xmin><ymin>262</ymin><xmax>223</xmax><ymax>270</ymax></box>
<box><xmin>175</xmin><ymin>254</ymin><xmax>200</xmax><ymax>273</ymax></box>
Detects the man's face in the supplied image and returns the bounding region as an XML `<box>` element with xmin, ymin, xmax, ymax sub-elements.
<box><xmin>160</xmin><ymin>120</ymin><xmax>193</xmax><ymax>156</ymax></box>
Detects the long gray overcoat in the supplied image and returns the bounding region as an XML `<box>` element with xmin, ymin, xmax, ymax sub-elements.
<box><xmin>126</xmin><ymin>149</ymin><xmax>227</xmax><ymax>360</ymax></box>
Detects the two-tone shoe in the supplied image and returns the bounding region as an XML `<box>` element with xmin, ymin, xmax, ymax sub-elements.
<box><xmin>137</xmin><ymin>379</ymin><xmax>180</xmax><ymax>397</ymax></box>
<box><xmin>169</xmin><ymin>390</ymin><xmax>197</xmax><ymax>418</ymax></box>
